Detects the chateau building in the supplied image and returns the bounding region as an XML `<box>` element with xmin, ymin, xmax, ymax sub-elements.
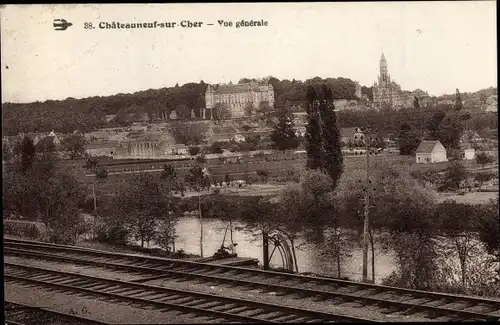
<box><xmin>204</xmin><ymin>82</ymin><xmax>275</xmax><ymax>119</ymax></box>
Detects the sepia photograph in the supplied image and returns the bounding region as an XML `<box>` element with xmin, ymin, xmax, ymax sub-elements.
<box><xmin>2</xmin><ymin>2</ymin><xmax>499</xmax><ymax>324</ymax></box>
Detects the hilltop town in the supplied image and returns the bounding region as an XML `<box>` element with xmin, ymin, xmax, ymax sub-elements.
<box><xmin>3</xmin><ymin>1</ymin><xmax>500</xmax><ymax>322</ymax></box>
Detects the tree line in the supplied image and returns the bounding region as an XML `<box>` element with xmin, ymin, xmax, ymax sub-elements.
<box><xmin>3</xmin><ymin>76</ymin><xmax>360</xmax><ymax>136</ymax></box>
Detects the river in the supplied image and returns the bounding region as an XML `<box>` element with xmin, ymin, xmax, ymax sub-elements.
<box><xmin>168</xmin><ymin>216</ymin><xmax>398</xmax><ymax>284</ymax></box>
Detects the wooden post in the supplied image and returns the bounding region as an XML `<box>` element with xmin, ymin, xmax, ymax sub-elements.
<box><xmin>198</xmin><ymin>192</ymin><xmax>203</xmax><ymax>258</ymax></box>
<box><xmin>263</xmin><ymin>231</ymin><xmax>269</xmax><ymax>270</ymax></box>
<box><xmin>362</xmin><ymin>135</ymin><xmax>370</xmax><ymax>283</ymax></box>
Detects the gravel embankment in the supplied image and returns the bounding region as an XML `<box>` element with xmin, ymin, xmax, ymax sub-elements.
<box><xmin>144</xmin><ymin>277</ymin><xmax>437</xmax><ymax>322</ymax></box>
<box><xmin>5</xmin><ymin>283</ymin><xmax>218</xmax><ymax>324</ymax></box>
<box><xmin>6</xmin><ymin>254</ymin><xmax>485</xmax><ymax>322</ymax></box>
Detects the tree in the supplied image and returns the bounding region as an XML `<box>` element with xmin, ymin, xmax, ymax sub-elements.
<box><xmin>270</xmin><ymin>105</ymin><xmax>299</xmax><ymax>151</ymax></box>
<box><xmin>244</xmin><ymin>135</ymin><xmax>262</xmax><ymax>151</ymax></box>
<box><xmin>176</xmin><ymin>104</ymin><xmax>191</xmax><ymax>120</ymax></box>
<box><xmin>256</xmin><ymin>170</ymin><xmax>268</xmax><ymax>183</ymax></box>
<box><xmin>426</xmin><ymin>111</ymin><xmax>446</xmax><ymax>138</ymax></box>
<box><xmin>274</xmin><ymin>185</ymin><xmax>306</xmax><ymax>272</ymax></box>
<box><xmin>476</xmin><ymin>152</ymin><xmax>494</xmax><ymax>169</ymax></box>
<box><xmin>4</xmin><ymin>160</ymin><xmax>87</xmax><ymax>244</ymax></box>
<box><xmin>435</xmin><ymin>201</ymin><xmax>482</xmax><ymax>289</ymax></box>
<box><xmin>455</xmin><ymin>88</ymin><xmax>463</xmax><ymax>111</ymax></box>
<box><xmin>159</xmin><ymin>164</ymin><xmax>183</xmax><ymax>251</ymax></box>
<box><xmin>413</xmin><ymin>96</ymin><xmax>420</xmax><ymax>110</ymax></box>
<box><xmin>440</xmin><ymin>161</ymin><xmax>469</xmax><ymax>192</ymax></box>
<box><xmin>212</xmin><ymin>102</ymin><xmax>232</xmax><ymax>122</ymax></box>
<box><xmin>258</xmin><ymin>101</ymin><xmax>273</xmax><ymax>114</ymax></box>
<box><xmin>474</xmin><ymin>172</ymin><xmax>494</xmax><ymax>192</ymax></box>
<box><xmin>2</xmin><ymin>141</ymin><xmax>15</xmax><ymax>163</ymax></box>
<box><xmin>62</xmin><ymin>134</ymin><xmax>87</xmax><ymax>159</ymax></box>
<box><xmin>305</xmin><ymin>86</ymin><xmax>322</xmax><ymax>170</ymax></box>
<box><xmin>113</xmin><ymin>173</ymin><xmax>174</xmax><ymax>248</ymax></box>
<box><xmin>185</xmin><ymin>166</ymin><xmax>211</xmax><ymax>257</ymax></box>
<box><xmin>243</xmin><ymin>102</ymin><xmax>255</xmax><ymax>117</ymax></box>
<box><xmin>209</xmin><ymin>142</ymin><xmax>224</xmax><ymax>154</ymax></box>
<box><xmin>318</xmin><ymin>85</ymin><xmax>343</xmax><ymax>190</ymax></box>
<box><xmin>17</xmin><ymin>136</ymin><xmax>36</xmax><ymax>174</ymax></box>
<box><xmin>336</xmin><ymin>160</ymin><xmax>438</xmax><ymax>287</ymax></box>
<box><xmin>477</xmin><ymin>198</ymin><xmax>499</xmax><ymax>260</ymax></box>
<box><xmin>397</xmin><ymin>123</ymin><xmax>420</xmax><ymax>155</ymax></box>
<box><xmin>90</xmin><ymin>167</ymin><xmax>108</xmax><ymax>216</ymax></box>
<box><xmin>170</xmin><ymin>122</ymin><xmax>207</xmax><ymax>145</ymax></box>
<box><xmin>83</xmin><ymin>157</ymin><xmax>99</xmax><ymax>172</ymax></box>
<box><xmin>188</xmin><ymin>146</ymin><xmax>200</xmax><ymax>156</ymax></box>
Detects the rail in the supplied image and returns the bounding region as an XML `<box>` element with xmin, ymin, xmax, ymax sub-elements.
<box><xmin>5</xmin><ymin>261</ymin><xmax>371</xmax><ymax>323</ymax></box>
<box><xmin>5</xmin><ymin>239</ymin><xmax>500</xmax><ymax>322</ymax></box>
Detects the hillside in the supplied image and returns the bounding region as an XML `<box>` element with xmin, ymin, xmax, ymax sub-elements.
<box><xmin>2</xmin><ymin>77</ymin><xmax>359</xmax><ymax>136</ymax></box>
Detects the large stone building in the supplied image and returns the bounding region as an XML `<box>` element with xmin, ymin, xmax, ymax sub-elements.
<box><xmin>372</xmin><ymin>53</ymin><xmax>431</xmax><ymax>110</ymax></box>
<box><xmin>204</xmin><ymin>82</ymin><xmax>275</xmax><ymax>119</ymax></box>
<box><xmin>113</xmin><ymin>133</ymin><xmax>188</xmax><ymax>159</ymax></box>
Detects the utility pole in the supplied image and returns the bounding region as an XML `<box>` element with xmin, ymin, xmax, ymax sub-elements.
<box><xmin>198</xmin><ymin>190</ymin><xmax>203</xmax><ymax>258</ymax></box>
<box><xmin>362</xmin><ymin>130</ymin><xmax>370</xmax><ymax>283</ymax></box>
<box><xmin>263</xmin><ymin>231</ymin><xmax>269</xmax><ymax>270</ymax></box>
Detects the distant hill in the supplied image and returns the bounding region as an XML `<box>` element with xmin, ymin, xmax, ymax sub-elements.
<box><xmin>2</xmin><ymin>77</ymin><xmax>359</xmax><ymax>136</ymax></box>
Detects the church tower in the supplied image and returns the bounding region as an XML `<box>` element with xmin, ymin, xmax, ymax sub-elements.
<box><xmin>379</xmin><ymin>53</ymin><xmax>390</xmax><ymax>84</ymax></box>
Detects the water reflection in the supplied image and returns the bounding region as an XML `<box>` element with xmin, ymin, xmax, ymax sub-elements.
<box><xmin>171</xmin><ymin>216</ymin><xmax>397</xmax><ymax>284</ymax></box>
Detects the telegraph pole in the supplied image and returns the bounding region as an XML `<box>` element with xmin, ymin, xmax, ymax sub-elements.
<box><xmin>263</xmin><ymin>231</ymin><xmax>269</xmax><ymax>270</ymax></box>
<box><xmin>362</xmin><ymin>130</ymin><xmax>370</xmax><ymax>283</ymax></box>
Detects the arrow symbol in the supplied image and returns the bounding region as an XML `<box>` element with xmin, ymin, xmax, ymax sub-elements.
<box><xmin>53</xmin><ymin>19</ymin><xmax>73</xmax><ymax>31</ymax></box>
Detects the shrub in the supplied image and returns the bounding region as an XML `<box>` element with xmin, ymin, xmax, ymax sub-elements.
<box><xmin>209</xmin><ymin>142</ymin><xmax>224</xmax><ymax>154</ymax></box>
<box><xmin>188</xmin><ymin>146</ymin><xmax>200</xmax><ymax>156</ymax></box>
<box><xmin>256</xmin><ymin>169</ymin><xmax>268</xmax><ymax>177</ymax></box>
<box><xmin>241</xmin><ymin>125</ymin><xmax>252</xmax><ymax>132</ymax></box>
<box><xmin>195</xmin><ymin>154</ymin><xmax>206</xmax><ymax>164</ymax></box>
<box><xmin>3</xmin><ymin>220</ymin><xmax>50</xmax><ymax>241</ymax></box>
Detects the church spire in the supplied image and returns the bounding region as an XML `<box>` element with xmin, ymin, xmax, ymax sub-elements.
<box><xmin>379</xmin><ymin>52</ymin><xmax>389</xmax><ymax>83</ymax></box>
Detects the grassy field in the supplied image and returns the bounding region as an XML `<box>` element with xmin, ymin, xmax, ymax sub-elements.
<box><xmin>437</xmin><ymin>191</ymin><xmax>499</xmax><ymax>205</ymax></box>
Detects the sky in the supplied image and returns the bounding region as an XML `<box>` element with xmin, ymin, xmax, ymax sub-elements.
<box><xmin>1</xmin><ymin>2</ymin><xmax>497</xmax><ymax>103</ymax></box>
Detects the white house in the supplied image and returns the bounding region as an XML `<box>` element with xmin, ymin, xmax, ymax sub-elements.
<box><xmin>415</xmin><ymin>140</ymin><xmax>447</xmax><ymax>164</ymax></box>
<box><xmin>463</xmin><ymin>148</ymin><xmax>476</xmax><ymax>160</ymax></box>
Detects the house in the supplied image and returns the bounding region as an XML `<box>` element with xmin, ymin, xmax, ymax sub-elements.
<box><xmin>35</xmin><ymin>131</ymin><xmax>62</xmax><ymax>150</ymax></box>
<box><xmin>415</xmin><ymin>140</ymin><xmax>447</xmax><ymax>164</ymax></box>
<box><xmin>232</xmin><ymin>134</ymin><xmax>246</xmax><ymax>143</ymax></box>
<box><xmin>85</xmin><ymin>142</ymin><xmax>117</xmax><ymax>157</ymax></box>
<box><xmin>485</xmin><ymin>95</ymin><xmax>497</xmax><ymax>112</ymax></box>
<box><xmin>463</xmin><ymin>148</ymin><xmax>476</xmax><ymax>160</ymax></box>
<box><xmin>340</xmin><ymin>127</ymin><xmax>365</xmax><ymax>145</ymax></box>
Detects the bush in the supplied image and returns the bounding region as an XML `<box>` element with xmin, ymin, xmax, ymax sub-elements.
<box><xmin>195</xmin><ymin>154</ymin><xmax>206</xmax><ymax>164</ymax></box>
<box><xmin>3</xmin><ymin>220</ymin><xmax>50</xmax><ymax>241</ymax></box>
<box><xmin>209</xmin><ymin>142</ymin><xmax>224</xmax><ymax>154</ymax></box>
<box><xmin>188</xmin><ymin>146</ymin><xmax>200</xmax><ymax>156</ymax></box>
<box><xmin>256</xmin><ymin>169</ymin><xmax>268</xmax><ymax>177</ymax></box>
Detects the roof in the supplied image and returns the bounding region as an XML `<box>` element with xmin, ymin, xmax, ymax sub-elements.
<box><xmin>86</xmin><ymin>142</ymin><xmax>117</xmax><ymax>150</ymax></box>
<box><xmin>415</xmin><ymin>140</ymin><xmax>441</xmax><ymax>153</ymax></box>
<box><xmin>208</xmin><ymin>83</ymin><xmax>271</xmax><ymax>94</ymax></box>
<box><xmin>36</xmin><ymin>136</ymin><xmax>61</xmax><ymax>149</ymax></box>
<box><xmin>340</xmin><ymin>127</ymin><xmax>358</xmax><ymax>138</ymax></box>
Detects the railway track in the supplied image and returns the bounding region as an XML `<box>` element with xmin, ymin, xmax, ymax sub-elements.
<box><xmin>4</xmin><ymin>262</ymin><xmax>371</xmax><ymax>323</ymax></box>
<box><xmin>4</xmin><ymin>300</ymin><xmax>110</xmax><ymax>325</ymax></box>
<box><xmin>5</xmin><ymin>238</ymin><xmax>500</xmax><ymax>322</ymax></box>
